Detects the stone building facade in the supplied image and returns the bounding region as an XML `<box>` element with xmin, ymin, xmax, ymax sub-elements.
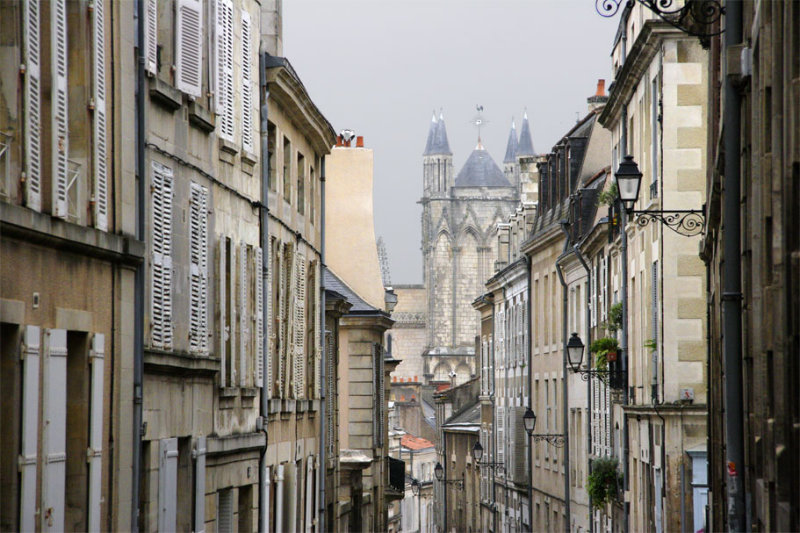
<box><xmin>0</xmin><ymin>1</ymin><xmax>138</xmax><ymax>530</ymax></box>
<box><xmin>701</xmin><ymin>1</ymin><xmax>800</xmax><ymax>530</ymax></box>
<box><xmin>598</xmin><ymin>10</ymin><xmax>709</xmax><ymax>532</ymax></box>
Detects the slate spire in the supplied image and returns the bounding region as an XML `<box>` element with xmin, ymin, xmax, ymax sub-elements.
<box><xmin>517</xmin><ymin>110</ymin><xmax>535</xmax><ymax>156</ymax></box>
<box><xmin>427</xmin><ymin>111</ymin><xmax>452</xmax><ymax>155</ymax></box>
<box><xmin>503</xmin><ymin>118</ymin><xmax>518</xmax><ymax>164</ymax></box>
<box><xmin>423</xmin><ymin>111</ymin><xmax>437</xmax><ymax>155</ymax></box>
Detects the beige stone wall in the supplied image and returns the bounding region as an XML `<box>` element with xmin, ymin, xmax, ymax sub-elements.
<box><xmin>387</xmin><ymin>284</ymin><xmax>427</xmax><ymax>383</ymax></box>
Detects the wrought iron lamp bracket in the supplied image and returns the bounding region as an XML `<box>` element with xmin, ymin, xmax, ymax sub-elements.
<box><xmin>631</xmin><ymin>209</ymin><xmax>706</xmax><ymax>237</ymax></box>
<box><xmin>529</xmin><ymin>434</ymin><xmax>566</xmax><ymax>447</ymax></box>
<box><xmin>440</xmin><ymin>479</ymin><xmax>464</xmax><ymax>489</ymax></box>
<box><xmin>476</xmin><ymin>462</ymin><xmax>505</xmax><ymax>475</ymax></box>
<box><xmin>595</xmin><ymin>0</ymin><xmax>724</xmax><ymax>44</ymax></box>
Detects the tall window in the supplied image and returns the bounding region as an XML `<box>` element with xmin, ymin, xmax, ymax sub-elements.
<box><xmin>283</xmin><ymin>136</ymin><xmax>291</xmax><ymax>202</ymax></box>
<box><xmin>267</xmin><ymin>123</ymin><xmax>277</xmax><ymax>191</ymax></box>
<box><xmin>297</xmin><ymin>153</ymin><xmax>305</xmax><ymax>215</ymax></box>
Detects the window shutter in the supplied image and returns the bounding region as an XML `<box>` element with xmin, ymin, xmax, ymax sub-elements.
<box><xmin>93</xmin><ymin>0</ymin><xmax>108</xmax><ymax>231</ymax></box>
<box><xmin>20</xmin><ymin>326</ymin><xmax>41</xmax><ymax>533</ymax></box>
<box><xmin>42</xmin><ymin>329</ymin><xmax>67</xmax><ymax>533</ymax></box>
<box><xmin>239</xmin><ymin>243</ymin><xmax>248</xmax><ymax>386</ymax></box>
<box><xmin>151</xmin><ymin>162</ymin><xmax>174</xmax><ymax>349</ymax></box>
<box><xmin>158</xmin><ymin>438</ymin><xmax>178</xmax><ymax>532</ymax></box>
<box><xmin>313</xmin><ymin>263</ymin><xmax>321</xmax><ymax>399</ymax></box>
<box><xmin>175</xmin><ymin>0</ymin><xmax>202</xmax><ymax>97</ymax></box>
<box><xmin>215</xmin><ymin>0</ymin><xmax>234</xmax><ymax>141</ymax></box>
<box><xmin>266</xmin><ymin>243</ymin><xmax>274</xmax><ymax>397</ymax></box>
<box><xmin>218</xmin><ymin>489</ymin><xmax>233</xmax><ymax>533</ymax></box>
<box><xmin>23</xmin><ymin>0</ymin><xmax>41</xmax><ymax>212</ymax></box>
<box><xmin>194</xmin><ymin>437</ymin><xmax>207</xmax><ymax>533</ymax></box>
<box><xmin>305</xmin><ymin>456</ymin><xmax>314</xmax><ymax>533</ymax></box>
<box><xmin>255</xmin><ymin>246</ymin><xmax>264</xmax><ymax>387</ymax></box>
<box><xmin>87</xmin><ymin>333</ymin><xmax>105</xmax><ymax>532</ymax></box>
<box><xmin>279</xmin><ymin>246</ymin><xmax>289</xmax><ymax>397</ymax></box>
<box><xmin>51</xmin><ymin>0</ymin><xmax>68</xmax><ymax>218</ymax></box>
<box><xmin>229</xmin><ymin>239</ymin><xmax>237</xmax><ymax>385</ymax></box>
<box><xmin>277</xmin><ymin>247</ymin><xmax>285</xmax><ymax>397</ymax></box>
<box><xmin>294</xmin><ymin>254</ymin><xmax>306</xmax><ymax>398</ymax></box>
<box><xmin>143</xmin><ymin>0</ymin><xmax>157</xmax><ymax>74</ymax></box>
<box><xmin>218</xmin><ymin>237</ymin><xmax>227</xmax><ymax>387</ymax></box>
<box><xmin>240</xmin><ymin>10</ymin><xmax>254</xmax><ymax>153</ymax></box>
<box><xmin>325</xmin><ymin>330</ymin><xmax>334</xmax><ymax>455</ymax></box>
<box><xmin>497</xmin><ymin>406</ymin><xmax>505</xmax><ymax>466</ymax></box>
<box><xmin>190</xmin><ymin>183</ymin><xmax>210</xmax><ymax>355</ymax></box>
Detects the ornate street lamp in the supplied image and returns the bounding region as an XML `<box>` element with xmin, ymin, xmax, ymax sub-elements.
<box><xmin>614</xmin><ymin>155</ymin><xmax>706</xmax><ymax>237</ymax></box>
<box><xmin>434</xmin><ymin>462</ymin><xmax>464</xmax><ymax>489</ymax></box>
<box><xmin>411</xmin><ymin>478</ymin><xmax>420</xmax><ymax>496</ymax></box>
<box><xmin>522</xmin><ymin>407</ymin><xmax>565</xmax><ymax>447</ymax></box>
<box><xmin>566</xmin><ymin>332</ymin><xmax>586</xmax><ymax>372</ymax></box>
<box><xmin>566</xmin><ymin>332</ymin><xmax>627</xmax><ymax>387</ymax></box>
<box><xmin>471</xmin><ymin>441</ymin><xmax>505</xmax><ymax>474</ymax></box>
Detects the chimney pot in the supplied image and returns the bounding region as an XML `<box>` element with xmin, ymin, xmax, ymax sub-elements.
<box><xmin>356</xmin><ymin>136</ymin><xmax>364</xmax><ymax>148</ymax></box>
<box><xmin>336</xmin><ymin>135</ymin><xmax>343</xmax><ymax>147</ymax></box>
<box><xmin>596</xmin><ymin>79</ymin><xmax>606</xmax><ymax>96</ymax></box>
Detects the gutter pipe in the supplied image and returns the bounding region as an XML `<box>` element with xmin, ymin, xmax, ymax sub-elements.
<box><xmin>573</xmin><ymin>244</ymin><xmax>593</xmax><ymax>533</ymax></box>
<box><xmin>722</xmin><ymin>1</ymin><xmax>745</xmax><ymax>529</ymax></box>
<box><xmin>258</xmin><ymin>51</ymin><xmax>270</xmax><ymax>533</ymax></box>
<box><xmin>526</xmin><ymin>255</ymin><xmax>533</xmax><ymax>533</ymax></box>
<box><xmin>555</xmin><ymin>221</ymin><xmax>572</xmax><ymax>532</ymax></box>
<box><xmin>318</xmin><ymin>154</ymin><xmax>327</xmax><ymax>533</ymax></box>
<box><xmin>132</xmin><ymin>0</ymin><xmax>146</xmax><ymax>529</ymax></box>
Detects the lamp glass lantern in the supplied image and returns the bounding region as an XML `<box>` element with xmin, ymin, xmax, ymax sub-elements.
<box><xmin>411</xmin><ymin>478</ymin><xmax>420</xmax><ymax>496</ymax></box>
<box><xmin>472</xmin><ymin>441</ymin><xmax>484</xmax><ymax>463</ymax></box>
<box><xmin>566</xmin><ymin>332</ymin><xmax>585</xmax><ymax>372</ymax></box>
<box><xmin>614</xmin><ymin>155</ymin><xmax>643</xmax><ymax>213</ymax></box>
<box><xmin>523</xmin><ymin>407</ymin><xmax>536</xmax><ymax>436</ymax></box>
<box><xmin>434</xmin><ymin>462</ymin><xmax>444</xmax><ymax>481</ymax></box>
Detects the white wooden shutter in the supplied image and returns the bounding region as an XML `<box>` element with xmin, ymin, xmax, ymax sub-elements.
<box><xmin>278</xmin><ymin>247</ymin><xmax>287</xmax><ymax>397</ymax></box>
<box><xmin>190</xmin><ymin>183</ymin><xmax>209</xmax><ymax>355</ymax></box>
<box><xmin>239</xmin><ymin>243</ymin><xmax>248</xmax><ymax>386</ymax></box>
<box><xmin>240</xmin><ymin>10</ymin><xmax>254</xmax><ymax>153</ymax></box>
<box><xmin>88</xmin><ymin>333</ymin><xmax>105</xmax><ymax>532</ymax></box>
<box><xmin>175</xmin><ymin>0</ymin><xmax>202</xmax><ymax>97</ymax></box>
<box><xmin>313</xmin><ymin>263</ymin><xmax>321</xmax><ymax>399</ymax></box>
<box><xmin>93</xmin><ymin>0</ymin><xmax>108</xmax><ymax>231</ymax></box>
<box><xmin>305</xmin><ymin>456</ymin><xmax>314</xmax><ymax>533</ymax></box>
<box><xmin>218</xmin><ymin>237</ymin><xmax>227</xmax><ymax>387</ymax></box>
<box><xmin>42</xmin><ymin>329</ymin><xmax>67</xmax><ymax>533</ymax></box>
<box><xmin>215</xmin><ymin>0</ymin><xmax>234</xmax><ymax>141</ymax></box>
<box><xmin>497</xmin><ymin>406</ymin><xmax>505</xmax><ymax>466</ymax></box>
<box><xmin>294</xmin><ymin>254</ymin><xmax>306</xmax><ymax>398</ymax></box>
<box><xmin>20</xmin><ymin>326</ymin><xmax>40</xmax><ymax>533</ymax></box>
<box><xmin>23</xmin><ymin>0</ymin><xmax>42</xmax><ymax>212</ymax></box>
<box><xmin>151</xmin><ymin>162</ymin><xmax>174</xmax><ymax>349</ymax></box>
<box><xmin>143</xmin><ymin>0</ymin><xmax>157</xmax><ymax>74</ymax></box>
<box><xmin>255</xmin><ymin>246</ymin><xmax>264</xmax><ymax>387</ymax></box>
<box><xmin>266</xmin><ymin>242</ymin><xmax>274</xmax><ymax>397</ymax></box>
<box><xmin>158</xmin><ymin>438</ymin><xmax>178</xmax><ymax>532</ymax></box>
<box><xmin>194</xmin><ymin>437</ymin><xmax>207</xmax><ymax>533</ymax></box>
<box><xmin>51</xmin><ymin>0</ymin><xmax>68</xmax><ymax>218</ymax></box>
<box><xmin>229</xmin><ymin>240</ymin><xmax>237</xmax><ymax>385</ymax></box>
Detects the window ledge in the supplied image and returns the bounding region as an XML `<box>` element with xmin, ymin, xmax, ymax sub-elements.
<box><xmin>143</xmin><ymin>349</ymin><xmax>220</xmax><ymax>376</ymax></box>
<box><xmin>188</xmin><ymin>101</ymin><xmax>215</xmax><ymax>133</ymax></box>
<box><xmin>219</xmin><ymin>387</ymin><xmax>238</xmax><ymax>398</ymax></box>
<box><xmin>149</xmin><ymin>77</ymin><xmax>182</xmax><ymax>112</ymax></box>
<box><xmin>219</xmin><ymin>137</ymin><xmax>238</xmax><ymax>155</ymax></box>
<box><xmin>241</xmin><ymin>149</ymin><xmax>258</xmax><ymax>166</ymax></box>
<box><xmin>241</xmin><ymin>387</ymin><xmax>258</xmax><ymax>398</ymax></box>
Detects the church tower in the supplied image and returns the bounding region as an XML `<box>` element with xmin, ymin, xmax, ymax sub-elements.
<box><xmin>503</xmin><ymin>119</ymin><xmax>519</xmax><ymax>187</ymax></box>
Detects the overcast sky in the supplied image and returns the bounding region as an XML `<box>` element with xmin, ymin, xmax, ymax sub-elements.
<box><xmin>284</xmin><ymin>0</ymin><xmax>619</xmax><ymax>284</ymax></box>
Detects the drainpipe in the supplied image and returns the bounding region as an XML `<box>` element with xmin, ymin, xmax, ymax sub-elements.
<box><xmin>491</xmin><ymin>294</ymin><xmax>498</xmax><ymax>533</ymax></box>
<box><xmin>619</xmin><ymin>86</ymin><xmax>630</xmax><ymax>533</ymax></box>
<box><xmin>132</xmin><ymin>0</ymin><xmax>146</xmax><ymax>529</ymax></box>
<box><xmin>722</xmin><ymin>1</ymin><xmax>745</xmax><ymax>529</ymax></box>
<box><xmin>573</xmin><ymin>244</ymin><xmax>592</xmax><ymax>533</ymax></box>
<box><xmin>318</xmin><ymin>154</ymin><xmax>327</xmax><ymax>533</ymax></box>
<box><xmin>555</xmin><ymin>221</ymin><xmax>572</xmax><ymax>532</ymax></box>
<box><xmin>258</xmin><ymin>51</ymin><xmax>270</xmax><ymax>533</ymax></box>
<box><xmin>526</xmin><ymin>256</ymin><xmax>533</xmax><ymax>533</ymax></box>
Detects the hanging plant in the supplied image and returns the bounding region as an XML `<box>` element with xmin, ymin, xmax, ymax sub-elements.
<box><xmin>644</xmin><ymin>338</ymin><xmax>657</xmax><ymax>352</ymax></box>
<box><xmin>587</xmin><ymin>457</ymin><xmax>623</xmax><ymax>509</ymax></box>
<box><xmin>589</xmin><ymin>337</ymin><xmax>619</xmax><ymax>371</ymax></box>
<box><xmin>602</xmin><ymin>302</ymin><xmax>623</xmax><ymax>333</ymax></box>
<box><xmin>596</xmin><ymin>182</ymin><xmax>619</xmax><ymax>208</ymax></box>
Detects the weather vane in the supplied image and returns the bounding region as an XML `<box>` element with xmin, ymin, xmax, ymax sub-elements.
<box><xmin>471</xmin><ymin>105</ymin><xmax>488</xmax><ymax>142</ymax></box>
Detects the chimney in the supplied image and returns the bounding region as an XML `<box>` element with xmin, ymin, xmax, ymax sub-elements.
<box><xmin>356</xmin><ymin>136</ymin><xmax>364</xmax><ymax>148</ymax></box>
<box><xmin>336</xmin><ymin>135</ymin><xmax>343</xmax><ymax>147</ymax></box>
<box><xmin>587</xmin><ymin>78</ymin><xmax>609</xmax><ymax>112</ymax></box>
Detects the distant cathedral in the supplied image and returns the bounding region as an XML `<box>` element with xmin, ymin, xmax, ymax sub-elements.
<box><xmin>418</xmin><ymin>110</ymin><xmax>535</xmax><ymax>386</ymax></box>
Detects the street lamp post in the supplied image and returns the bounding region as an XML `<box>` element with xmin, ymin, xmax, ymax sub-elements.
<box><xmin>566</xmin><ymin>332</ymin><xmax>627</xmax><ymax>386</ymax></box>
<box><xmin>435</xmin><ymin>461</ymin><xmax>464</xmax><ymax>533</ymax></box>
<box><xmin>411</xmin><ymin>479</ymin><xmax>421</xmax><ymax>533</ymax></box>
<box><xmin>523</xmin><ymin>407</ymin><xmax>566</xmax><ymax>447</ymax></box>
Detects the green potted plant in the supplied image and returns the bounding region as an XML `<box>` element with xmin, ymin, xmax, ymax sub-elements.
<box><xmin>602</xmin><ymin>302</ymin><xmax>623</xmax><ymax>333</ymax></box>
<box><xmin>596</xmin><ymin>182</ymin><xmax>619</xmax><ymax>208</ymax></box>
<box><xmin>644</xmin><ymin>338</ymin><xmax>657</xmax><ymax>352</ymax></box>
<box><xmin>589</xmin><ymin>337</ymin><xmax>620</xmax><ymax>371</ymax></box>
<box><xmin>587</xmin><ymin>457</ymin><xmax>623</xmax><ymax>509</ymax></box>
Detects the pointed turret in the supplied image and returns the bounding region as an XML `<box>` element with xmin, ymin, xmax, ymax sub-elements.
<box><xmin>429</xmin><ymin>111</ymin><xmax>452</xmax><ymax>155</ymax></box>
<box><xmin>423</xmin><ymin>111</ymin><xmax>437</xmax><ymax>155</ymax></box>
<box><xmin>503</xmin><ymin>119</ymin><xmax>518</xmax><ymax>163</ymax></box>
<box><xmin>517</xmin><ymin>111</ymin><xmax>535</xmax><ymax>157</ymax></box>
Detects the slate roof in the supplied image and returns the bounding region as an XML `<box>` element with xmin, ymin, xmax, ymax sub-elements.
<box><xmin>503</xmin><ymin>119</ymin><xmax>518</xmax><ymax>164</ymax></box>
<box><xmin>323</xmin><ymin>268</ymin><xmax>381</xmax><ymax>314</ymax></box>
<box><xmin>454</xmin><ymin>143</ymin><xmax>512</xmax><ymax>188</ymax></box>
<box><xmin>517</xmin><ymin>112</ymin><xmax>535</xmax><ymax>156</ymax></box>
<box><xmin>442</xmin><ymin>401</ymin><xmax>481</xmax><ymax>428</ymax></box>
<box><xmin>423</xmin><ymin>112</ymin><xmax>452</xmax><ymax>156</ymax></box>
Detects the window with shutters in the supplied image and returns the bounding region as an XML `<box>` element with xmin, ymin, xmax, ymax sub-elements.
<box><xmin>151</xmin><ymin>162</ymin><xmax>174</xmax><ymax>350</ymax></box>
<box><xmin>267</xmin><ymin>123</ymin><xmax>277</xmax><ymax>191</ymax></box>
<box><xmin>293</xmin><ymin>253</ymin><xmax>306</xmax><ymax>398</ymax></box>
<box><xmin>51</xmin><ymin>0</ymin><xmax>68</xmax><ymax>219</ymax></box>
<box><xmin>269</xmin><ymin>237</ymin><xmax>280</xmax><ymax>397</ymax></box>
<box><xmin>255</xmin><ymin>246</ymin><xmax>264</xmax><ymax>388</ymax></box>
<box><xmin>175</xmin><ymin>0</ymin><xmax>203</xmax><ymax>97</ymax></box>
<box><xmin>306</xmin><ymin>260</ymin><xmax>317</xmax><ymax>399</ymax></box>
<box><xmin>189</xmin><ymin>183</ymin><xmax>209</xmax><ymax>355</ymax></box>
<box><xmin>143</xmin><ymin>0</ymin><xmax>158</xmax><ymax>75</ymax></box>
<box><xmin>240</xmin><ymin>10</ymin><xmax>254</xmax><ymax>154</ymax></box>
<box><xmin>373</xmin><ymin>343</ymin><xmax>385</xmax><ymax>448</ymax></box>
<box><xmin>215</xmin><ymin>0</ymin><xmax>234</xmax><ymax>141</ymax></box>
<box><xmin>23</xmin><ymin>0</ymin><xmax>42</xmax><ymax>212</ymax></box>
<box><xmin>281</xmin><ymin>243</ymin><xmax>293</xmax><ymax>397</ymax></box>
<box><xmin>93</xmin><ymin>0</ymin><xmax>108</xmax><ymax>231</ymax></box>
<box><xmin>325</xmin><ymin>330</ymin><xmax>336</xmax><ymax>456</ymax></box>
<box><xmin>158</xmin><ymin>438</ymin><xmax>179</xmax><ymax>532</ymax></box>
<box><xmin>239</xmin><ymin>243</ymin><xmax>249</xmax><ymax>387</ymax></box>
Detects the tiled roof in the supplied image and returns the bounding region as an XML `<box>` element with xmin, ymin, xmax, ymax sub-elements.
<box><xmin>401</xmin><ymin>434</ymin><xmax>434</xmax><ymax>451</ymax></box>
